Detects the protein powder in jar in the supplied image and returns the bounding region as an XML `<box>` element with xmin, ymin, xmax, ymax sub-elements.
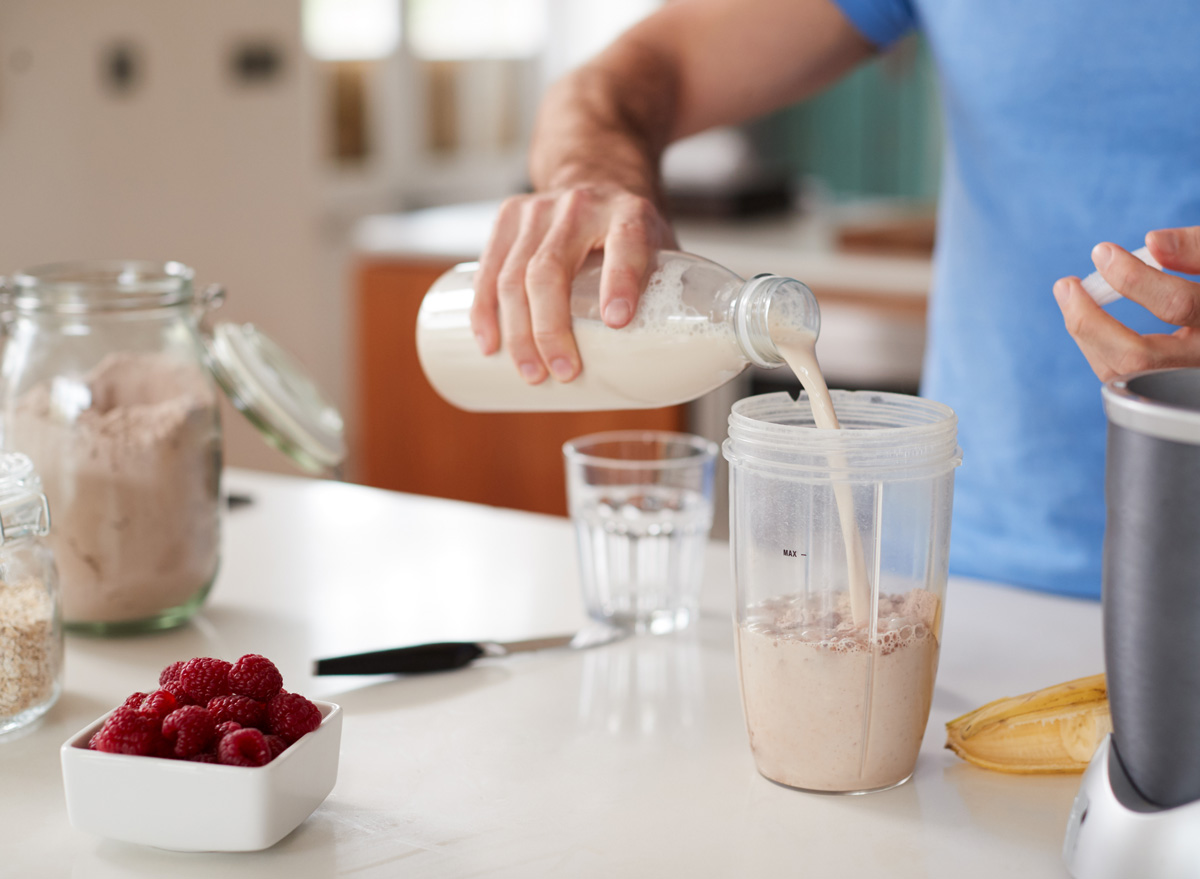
<box><xmin>0</xmin><ymin>261</ymin><xmax>345</xmax><ymax>634</ymax></box>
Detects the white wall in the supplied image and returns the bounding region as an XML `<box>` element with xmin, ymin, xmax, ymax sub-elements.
<box><xmin>0</xmin><ymin>0</ymin><xmax>338</xmax><ymax>475</ymax></box>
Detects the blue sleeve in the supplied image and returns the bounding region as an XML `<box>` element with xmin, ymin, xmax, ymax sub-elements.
<box><xmin>829</xmin><ymin>0</ymin><xmax>918</xmax><ymax>49</ymax></box>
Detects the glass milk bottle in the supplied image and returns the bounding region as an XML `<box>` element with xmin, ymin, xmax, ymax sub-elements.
<box><xmin>416</xmin><ymin>251</ymin><xmax>820</xmax><ymax>411</ymax></box>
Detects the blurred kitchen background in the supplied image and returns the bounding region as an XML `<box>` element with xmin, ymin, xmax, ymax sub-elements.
<box><xmin>0</xmin><ymin>0</ymin><xmax>941</xmax><ymax>526</ymax></box>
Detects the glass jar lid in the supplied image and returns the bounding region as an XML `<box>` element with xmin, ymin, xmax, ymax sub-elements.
<box><xmin>206</xmin><ymin>323</ymin><xmax>346</xmax><ymax>473</ymax></box>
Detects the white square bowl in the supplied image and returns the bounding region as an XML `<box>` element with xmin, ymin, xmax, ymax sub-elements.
<box><xmin>61</xmin><ymin>699</ymin><xmax>341</xmax><ymax>852</ymax></box>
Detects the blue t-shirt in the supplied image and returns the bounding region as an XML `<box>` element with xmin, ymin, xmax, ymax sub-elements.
<box><xmin>832</xmin><ymin>0</ymin><xmax>1200</xmax><ymax>598</ymax></box>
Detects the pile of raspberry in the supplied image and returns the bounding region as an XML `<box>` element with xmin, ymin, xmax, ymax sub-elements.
<box><xmin>88</xmin><ymin>654</ymin><xmax>323</xmax><ymax>767</ymax></box>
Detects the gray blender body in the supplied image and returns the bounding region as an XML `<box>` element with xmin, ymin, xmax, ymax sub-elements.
<box><xmin>1102</xmin><ymin>368</ymin><xmax>1200</xmax><ymax>810</ymax></box>
<box><xmin>1065</xmin><ymin>369</ymin><xmax>1200</xmax><ymax>878</ymax></box>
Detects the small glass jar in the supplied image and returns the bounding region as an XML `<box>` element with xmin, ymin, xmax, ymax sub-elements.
<box><xmin>0</xmin><ymin>452</ymin><xmax>62</xmax><ymax>737</ymax></box>
<box><xmin>0</xmin><ymin>261</ymin><xmax>344</xmax><ymax>635</ymax></box>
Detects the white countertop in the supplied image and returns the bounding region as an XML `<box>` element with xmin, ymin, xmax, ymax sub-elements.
<box><xmin>4</xmin><ymin>469</ymin><xmax>1099</xmax><ymax>878</ymax></box>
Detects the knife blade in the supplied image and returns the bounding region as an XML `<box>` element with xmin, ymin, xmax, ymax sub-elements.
<box><xmin>313</xmin><ymin>624</ymin><xmax>625</xmax><ymax>675</ymax></box>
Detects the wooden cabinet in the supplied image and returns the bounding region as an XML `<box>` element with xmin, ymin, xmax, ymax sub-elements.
<box><xmin>354</xmin><ymin>257</ymin><xmax>687</xmax><ymax>517</ymax></box>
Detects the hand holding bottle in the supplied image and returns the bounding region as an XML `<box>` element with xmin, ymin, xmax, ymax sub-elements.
<box><xmin>469</xmin><ymin>184</ymin><xmax>676</xmax><ymax>386</ymax></box>
<box><xmin>465</xmin><ymin>0</ymin><xmax>871</xmax><ymax>388</ymax></box>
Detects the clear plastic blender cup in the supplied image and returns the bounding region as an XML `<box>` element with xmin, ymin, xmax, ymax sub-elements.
<box><xmin>724</xmin><ymin>391</ymin><xmax>961</xmax><ymax>793</ymax></box>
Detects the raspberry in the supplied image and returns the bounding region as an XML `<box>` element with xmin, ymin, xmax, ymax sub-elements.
<box><xmin>228</xmin><ymin>654</ymin><xmax>283</xmax><ymax>702</ymax></box>
<box><xmin>162</xmin><ymin>705</ymin><xmax>217</xmax><ymax>758</ymax></box>
<box><xmin>160</xmin><ymin>679</ymin><xmax>194</xmax><ymax>706</ymax></box>
<box><xmin>215</xmin><ymin>720</ymin><xmax>242</xmax><ymax>738</ymax></box>
<box><xmin>158</xmin><ymin>660</ymin><xmax>187</xmax><ymax>686</ymax></box>
<box><xmin>137</xmin><ymin>689</ymin><xmax>178</xmax><ymax>720</ymax></box>
<box><xmin>91</xmin><ymin>707</ymin><xmax>163</xmax><ymax>756</ymax></box>
<box><xmin>180</xmin><ymin>657</ymin><xmax>232</xmax><ymax>703</ymax></box>
<box><xmin>217</xmin><ymin>728</ymin><xmax>271</xmax><ymax>767</ymax></box>
<box><xmin>267</xmin><ymin>691</ymin><xmax>322</xmax><ymax>743</ymax></box>
<box><xmin>95</xmin><ymin>652</ymin><xmax>314</xmax><ymax>765</ymax></box>
<box><xmin>264</xmin><ymin>734</ymin><xmax>289</xmax><ymax>761</ymax></box>
<box><xmin>207</xmin><ymin>694</ymin><xmax>267</xmax><ymax>730</ymax></box>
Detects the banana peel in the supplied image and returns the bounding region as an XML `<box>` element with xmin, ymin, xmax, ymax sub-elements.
<box><xmin>945</xmin><ymin>673</ymin><xmax>1112</xmax><ymax>774</ymax></box>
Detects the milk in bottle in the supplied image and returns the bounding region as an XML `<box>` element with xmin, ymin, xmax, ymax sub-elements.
<box><xmin>415</xmin><ymin>251</ymin><xmax>820</xmax><ymax>412</ymax></box>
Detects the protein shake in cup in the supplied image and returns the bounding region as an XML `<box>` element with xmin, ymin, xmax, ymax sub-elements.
<box><xmin>724</xmin><ymin>391</ymin><xmax>960</xmax><ymax>793</ymax></box>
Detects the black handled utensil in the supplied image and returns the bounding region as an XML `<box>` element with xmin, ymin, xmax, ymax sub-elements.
<box><xmin>313</xmin><ymin>626</ymin><xmax>624</xmax><ymax>676</ymax></box>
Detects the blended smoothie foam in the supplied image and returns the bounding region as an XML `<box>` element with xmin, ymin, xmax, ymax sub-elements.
<box><xmin>736</xmin><ymin>589</ymin><xmax>940</xmax><ymax>792</ymax></box>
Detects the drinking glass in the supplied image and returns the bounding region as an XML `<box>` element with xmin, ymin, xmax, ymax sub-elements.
<box><xmin>563</xmin><ymin>431</ymin><xmax>718</xmax><ymax>635</ymax></box>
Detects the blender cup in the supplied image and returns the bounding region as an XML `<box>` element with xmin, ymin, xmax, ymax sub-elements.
<box><xmin>724</xmin><ymin>391</ymin><xmax>961</xmax><ymax>793</ymax></box>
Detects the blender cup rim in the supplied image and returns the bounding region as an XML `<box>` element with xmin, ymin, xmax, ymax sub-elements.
<box><xmin>724</xmin><ymin>390</ymin><xmax>961</xmax><ymax>479</ymax></box>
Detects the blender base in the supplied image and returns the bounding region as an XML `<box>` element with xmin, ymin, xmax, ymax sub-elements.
<box><xmin>1064</xmin><ymin>735</ymin><xmax>1200</xmax><ymax>878</ymax></box>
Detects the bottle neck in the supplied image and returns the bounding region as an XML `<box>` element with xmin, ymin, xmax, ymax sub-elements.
<box><xmin>733</xmin><ymin>274</ymin><xmax>821</xmax><ymax>368</ymax></box>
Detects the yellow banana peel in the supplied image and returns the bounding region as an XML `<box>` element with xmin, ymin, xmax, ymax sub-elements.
<box><xmin>945</xmin><ymin>673</ymin><xmax>1112</xmax><ymax>774</ymax></box>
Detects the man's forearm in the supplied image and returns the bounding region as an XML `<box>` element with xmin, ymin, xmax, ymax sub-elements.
<box><xmin>527</xmin><ymin>0</ymin><xmax>875</xmax><ymax>206</ymax></box>
<box><xmin>529</xmin><ymin>37</ymin><xmax>680</xmax><ymax>207</ymax></box>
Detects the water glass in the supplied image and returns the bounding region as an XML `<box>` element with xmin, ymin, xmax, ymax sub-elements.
<box><xmin>563</xmin><ymin>431</ymin><xmax>718</xmax><ymax>635</ymax></box>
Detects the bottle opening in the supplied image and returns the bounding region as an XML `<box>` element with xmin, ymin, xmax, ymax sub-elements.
<box><xmin>735</xmin><ymin>275</ymin><xmax>821</xmax><ymax>369</ymax></box>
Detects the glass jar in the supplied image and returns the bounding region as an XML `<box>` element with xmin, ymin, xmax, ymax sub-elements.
<box><xmin>0</xmin><ymin>261</ymin><xmax>344</xmax><ymax>635</ymax></box>
<box><xmin>0</xmin><ymin>452</ymin><xmax>62</xmax><ymax>737</ymax></box>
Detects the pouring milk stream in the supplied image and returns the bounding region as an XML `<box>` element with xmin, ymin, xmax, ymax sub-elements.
<box><xmin>420</xmin><ymin>251</ymin><xmax>953</xmax><ymax>793</ymax></box>
<box><xmin>417</xmin><ymin>250</ymin><xmax>872</xmax><ymax>624</ymax></box>
<box><xmin>767</xmin><ymin>325</ymin><xmax>872</xmax><ymax>626</ymax></box>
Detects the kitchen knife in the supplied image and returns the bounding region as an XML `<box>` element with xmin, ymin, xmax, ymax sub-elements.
<box><xmin>313</xmin><ymin>625</ymin><xmax>625</xmax><ymax>675</ymax></box>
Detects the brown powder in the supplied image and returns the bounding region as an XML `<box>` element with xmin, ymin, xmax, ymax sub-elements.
<box><xmin>0</xmin><ymin>578</ymin><xmax>58</xmax><ymax>718</ymax></box>
<box><xmin>11</xmin><ymin>352</ymin><xmax>221</xmax><ymax>625</ymax></box>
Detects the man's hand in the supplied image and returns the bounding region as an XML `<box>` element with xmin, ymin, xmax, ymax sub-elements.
<box><xmin>465</xmin><ymin>0</ymin><xmax>872</xmax><ymax>387</ymax></box>
<box><xmin>470</xmin><ymin>184</ymin><xmax>676</xmax><ymax>385</ymax></box>
<box><xmin>1053</xmin><ymin>226</ymin><xmax>1200</xmax><ymax>381</ymax></box>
